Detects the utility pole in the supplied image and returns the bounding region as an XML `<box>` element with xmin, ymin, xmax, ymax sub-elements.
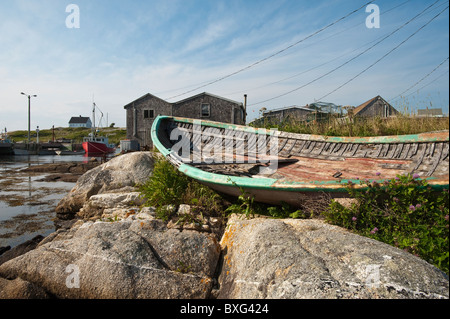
<box><xmin>21</xmin><ymin>92</ymin><xmax>37</xmax><ymax>148</ymax></box>
<box><xmin>243</xmin><ymin>94</ymin><xmax>247</xmax><ymax>125</ymax></box>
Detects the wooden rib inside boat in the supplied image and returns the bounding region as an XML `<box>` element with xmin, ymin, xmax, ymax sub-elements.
<box><xmin>152</xmin><ymin>116</ymin><xmax>449</xmax><ymax>207</ymax></box>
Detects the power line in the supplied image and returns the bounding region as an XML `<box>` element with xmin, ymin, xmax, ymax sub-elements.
<box><xmin>163</xmin><ymin>1</ymin><xmax>374</xmax><ymax>101</ymax></box>
<box><xmin>316</xmin><ymin>5</ymin><xmax>449</xmax><ymax>101</ymax></box>
<box><xmin>249</xmin><ymin>0</ymin><xmax>442</xmax><ymax>107</ymax></box>
<box><xmin>225</xmin><ymin>0</ymin><xmax>414</xmax><ymax>97</ymax></box>
<box><xmin>403</xmin><ymin>70</ymin><xmax>449</xmax><ymax>98</ymax></box>
<box><xmin>389</xmin><ymin>57</ymin><xmax>449</xmax><ymax>101</ymax></box>
<box><xmin>227</xmin><ymin>28</ymin><xmax>406</xmax><ymax>97</ymax></box>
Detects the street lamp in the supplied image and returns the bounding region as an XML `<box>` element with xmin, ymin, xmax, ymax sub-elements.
<box><xmin>21</xmin><ymin>92</ymin><xmax>37</xmax><ymax>147</ymax></box>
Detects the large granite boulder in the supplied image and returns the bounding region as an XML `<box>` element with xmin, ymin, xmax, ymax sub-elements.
<box><xmin>0</xmin><ymin>214</ymin><xmax>221</xmax><ymax>299</ymax></box>
<box><xmin>55</xmin><ymin>152</ymin><xmax>156</xmax><ymax>220</ymax></box>
<box><xmin>218</xmin><ymin>216</ymin><xmax>449</xmax><ymax>299</ymax></box>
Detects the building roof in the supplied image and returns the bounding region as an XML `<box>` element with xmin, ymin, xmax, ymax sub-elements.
<box><xmin>69</xmin><ymin>116</ymin><xmax>90</xmax><ymax>124</ymax></box>
<box><xmin>353</xmin><ymin>95</ymin><xmax>395</xmax><ymax>115</ymax></box>
<box><xmin>123</xmin><ymin>93</ymin><xmax>170</xmax><ymax>109</ymax></box>
<box><xmin>124</xmin><ymin>92</ymin><xmax>244</xmax><ymax>109</ymax></box>
<box><xmin>173</xmin><ymin>92</ymin><xmax>243</xmax><ymax>106</ymax></box>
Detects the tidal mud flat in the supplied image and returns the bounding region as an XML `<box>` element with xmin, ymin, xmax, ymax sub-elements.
<box><xmin>0</xmin><ymin>158</ymin><xmax>100</xmax><ymax>249</ymax></box>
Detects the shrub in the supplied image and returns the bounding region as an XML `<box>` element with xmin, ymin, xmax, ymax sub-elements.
<box><xmin>224</xmin><ymin>185</ymin><xmax>306</xmax><ymax>219</ymax></box>
<box><xmin>323</xmin><ymin>173</ymin><xmax>449</xmax><ymax>275</ymax></box>
<box><xmin>139</xmin><ymin>156</ymin><xmax>189</xmax><ymax>209</ymax></box>
<box><xmin>139</xmin><ymin>155</ymin><xmax>225</xmax><ymax>219</ymax></box>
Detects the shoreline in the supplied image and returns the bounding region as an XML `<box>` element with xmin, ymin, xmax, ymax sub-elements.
<box><xmin>0</xmin><ymin>160</ymin><xmax>102</xmax><ymax>251</ymax></box>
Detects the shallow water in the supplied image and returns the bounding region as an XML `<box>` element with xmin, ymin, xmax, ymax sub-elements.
<box><xmin>0</xmin><ymin>153</ymin><xmax>112</xmax><ymax>248</ymax></box>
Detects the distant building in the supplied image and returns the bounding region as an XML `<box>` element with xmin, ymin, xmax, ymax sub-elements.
<box><xmin>256</xmin><ymin>102</ymin><xmax>341</xmax><ymax>125</ymax></box>
<box><xmin>69</xmin><ymin>116</ymin><xmax>92</xmax><ymax>128</ymax></box>
<box><xmin>123</xmin><ymin>92</ymin><xmax>245</xmax><ymax>148</ymax></box>
<box><xmin>262</xmin><ymin>105</ymin><xmax>316</xmax><ymax>122</ymax></box>
<box><xmin>417</xmin><ymin>108</ymin><xmax>443</xmax><ymax>117</ymax></box>
<box><xmin>352</xmin><ymin>95</ymin><xmax>399</xmax><ymax>117</ymax></box>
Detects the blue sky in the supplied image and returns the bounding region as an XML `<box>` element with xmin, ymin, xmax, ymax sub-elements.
<box><xmin>0</xmin><ymin>0</ymin><xmax>448</xmax><ymax>132</ymax></box>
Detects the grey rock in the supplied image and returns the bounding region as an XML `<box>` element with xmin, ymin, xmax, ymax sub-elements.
<box><xmin>0</xmin><ymin>218</ymin><xmax>220</xmax><ymax>299</ymax></box>
<box><xmin>218</xmin><ymin>216</ymin><xmax>449</xmax><ymax>299</ymax></box>
<box><xmin>55</xmin><ymin>152</ymin><xmax>156</xmax><ymax>220</ymax></box>
<box><xmin>77</xmin><ymin>192</ymin><xmax>145</xmax><ymax>221</ymax></box>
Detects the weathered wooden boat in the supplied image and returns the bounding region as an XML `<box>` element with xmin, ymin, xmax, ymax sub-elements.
<box><xmin>151</xmin><ymin>116</ymin><xmax>449</xmax><ymax>207</ymax></box>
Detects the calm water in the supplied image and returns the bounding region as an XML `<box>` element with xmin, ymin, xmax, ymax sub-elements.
<box><xmin>0</xmin><ymin>153</ymin><xmax>115</xmax><ymax>249</ymax></box>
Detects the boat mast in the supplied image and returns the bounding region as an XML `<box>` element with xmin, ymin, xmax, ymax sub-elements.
<box><xmin>92</xmin><ymin>102</ymin><xmax>96</xmax><ymax>137</ymax></box>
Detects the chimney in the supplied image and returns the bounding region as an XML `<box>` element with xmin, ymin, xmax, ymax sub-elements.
<box><xmin>243</xmin><ymin>94</ymin><xmax>247</xmax><ymax>125</ymax></box>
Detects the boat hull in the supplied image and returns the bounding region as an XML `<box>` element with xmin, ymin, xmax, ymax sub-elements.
<box><xmin>0</xmin><ymin>144</ymin><xmax>14</xmax><ymax>155</ymax></box>
<box><xmin>82</xmin><ymin>141</ymin><xmax>115</xmax><ymax>154</ymax></box>
<box><xmin>151</xmin><ymin>116</ymin><xmax>449</xmax><ymax>207</ymax></box>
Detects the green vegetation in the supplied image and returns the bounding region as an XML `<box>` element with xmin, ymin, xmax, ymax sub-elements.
<box><xmin>138</xmin><ymin>155</ymin><xmax>225</xmax><ymax>221</ymax></box>
<box><xmin>223</xmin><ymin>183</ymin><xmax>310</xmax><ymax>219</ymax></box>
<box><xmin>251</xmin><ymin>115</ymin><xmax>449</xmax><ymax>137</ymax></box>
<box><xmin>323</xmin><ymin>175</ymin><xmax>449</xmax><ymax>275</ymax></box>
<box><xmin>139</xmin><ymin>155</ymin><xmax>311</xmax><ymax>221</ymax></box>
<box><xmin>7</xmin><ymin>126</ymin><xmax>126</xmax><ymax>145</ymax></box>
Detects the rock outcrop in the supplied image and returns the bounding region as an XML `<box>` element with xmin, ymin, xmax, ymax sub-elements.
<box><xmin>0</xmin><ymin>235</ymin><xmax>44</xmax><ymax>267</ymax></box>
<box><xmin>0</xmin><ymin>213</ymin><xmax>221</xmax><ymax>299</ymax></box>
<box><xmin>218</xmin><ymin>215</ymin><xmax>449</xmax><ymax>299</ymax></box>
<box><xmin>55</xmin><ymin>152</ymin><xmax>156</xmax><ymax>221</ymax></box>
<box><xmin>77</xmin><ymin>192</ymin><xmax>145</xmax><ymax>221</ymax></box>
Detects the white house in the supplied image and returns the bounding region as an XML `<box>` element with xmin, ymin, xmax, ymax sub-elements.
<box><xmin>69</xmin><ymin>116</ymin><xmax>92</xmax><ymax>128</ymax></box>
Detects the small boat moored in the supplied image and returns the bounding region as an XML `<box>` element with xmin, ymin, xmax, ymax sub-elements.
<box><xmin>0</xmin><ymin>130</ymin><xmax>14</xmax><ymax>155</ymax></box>
<box><xmin>82</xmin><ymin>134</ymin><xmax>115</xmax><ymax>154</ymax></box>
<box><xmin>0</xmin><ymin>138</ymin><xmax>14</xmax><ymax>155</ymax></box>
<box><xmin>82</xmin><ymin>102</ymin><xmax>116</xmax><ymax>155</ymax></box>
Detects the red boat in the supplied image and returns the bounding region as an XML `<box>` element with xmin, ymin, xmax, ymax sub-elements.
<box><xmin>82</xmin><ymin>102</ymin><xmax>116</xmax><ymax>154</ymax></box>
<box><xmin>82</xmin><ymin>135</ymin><xmax>115</xmax><ymax>154</ymax></box>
